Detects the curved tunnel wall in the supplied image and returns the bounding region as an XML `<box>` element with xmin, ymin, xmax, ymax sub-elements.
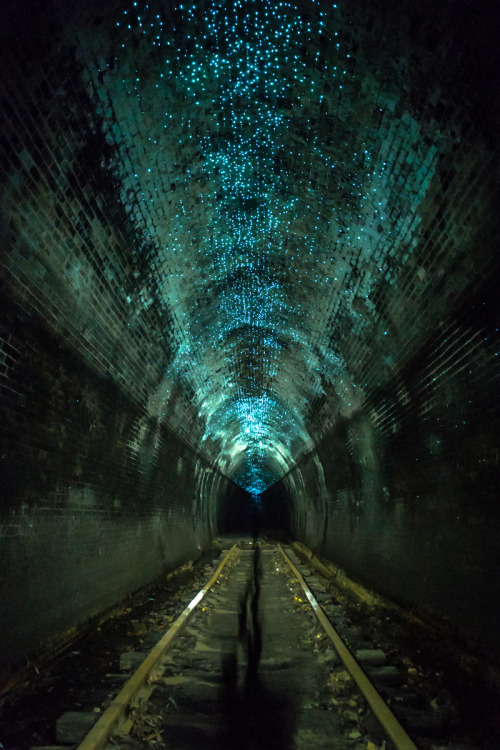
<box><xmin>1</xmin><ymin>0</ymin><xmax>500</xmax><ymax>681</ymax></box>
<box><xmin>0</xmin><ymin>9</ymin><xmax>229</xmax><ymax>677</ymax></box>
<box><xmin>279</xmin><ymin>273</ymin><xmax>500</xmax><ymax>663</ymax></box>
<box><xmin>0</xmin><ymin>288</ymin><xmax>229</xmax><ymax>677</ymax></box>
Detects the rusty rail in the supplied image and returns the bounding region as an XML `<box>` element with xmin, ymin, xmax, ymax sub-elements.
<box><xmin>279</xmin><ymin>544</ymin><xmax>419</xmax><ymax>750</ymax></box>
<box><xmin>77</xmin><ymin>545</ymin><xmax>238</xmax><ymax>750</ymax></box>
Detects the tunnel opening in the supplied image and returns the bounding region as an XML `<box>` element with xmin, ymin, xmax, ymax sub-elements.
<box><xmin>219</xmin><ymin>481</ymin><xmax>293</xmax><ymax>540</ymax></box>
<box><xmin>218</xmin><ymin>484</ymin><xmax>257</xmax><ymax>535</ymax></box>
<box><xmin>259</xmin><ymin>482</ymin><xmax>294</xmax><ymax>540</ymax></box>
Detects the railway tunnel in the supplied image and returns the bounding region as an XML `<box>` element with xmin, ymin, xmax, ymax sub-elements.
<box><xmin>1</xmin><ymin>0</ymin><xmax>500</xmax><ymax>692</ymax></box>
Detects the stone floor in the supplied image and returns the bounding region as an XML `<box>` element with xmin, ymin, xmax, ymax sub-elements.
<box><xmin>126</xmin><ymin>544</ymin><xmax>374</xmax><ymax>750</ymax></box>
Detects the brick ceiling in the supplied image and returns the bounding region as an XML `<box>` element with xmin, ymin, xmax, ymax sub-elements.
<box><xmin>2</xmin><ymin>0</ymin><xmax>499</xmax><ymax>493</ymax></box>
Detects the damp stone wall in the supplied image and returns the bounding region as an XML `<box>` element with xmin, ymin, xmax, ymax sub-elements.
<box><xmin>279</xmin><ymin>271</ymin><xmax>500</xmax><ymax>664</ymax></box>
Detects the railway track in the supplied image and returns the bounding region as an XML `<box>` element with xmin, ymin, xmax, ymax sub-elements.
<box><xmin>2</xmin><ymin>539</ymin><xmax>494</xmax><ymax>750</ymax></box>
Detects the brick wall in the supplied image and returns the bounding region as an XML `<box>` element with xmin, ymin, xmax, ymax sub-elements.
<box><xmin>279</xmin><ymin>271</ymin><xmax>500</xmax><ymax>663</ymax></box>
<box><xmin>0</xmin><ymin>289</ymin><xmax>226</xmax><ymax>677</ymax></box>
<box><xmin>2</xmin><ymin>0</ymin><xmax>500</xmax><ymax>679</ymax></box>
<box><xmin>0</xmin><ymin>7</ymin><xmax>226</xmax><ymax>680</ymax></box>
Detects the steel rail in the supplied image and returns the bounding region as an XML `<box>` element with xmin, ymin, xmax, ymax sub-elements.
<box><xmin>279</xmin><ymin>544</ymin><xmax>419</xmax><ymax>750</ymax></box>
<box><xmin>77</xmin><ymin>544</ymin><xmax>238</xmax><ymax>750</ymax></box>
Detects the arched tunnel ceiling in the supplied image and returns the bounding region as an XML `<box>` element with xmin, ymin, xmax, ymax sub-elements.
<box><xmin>39</xmin><ymin>0</ymin><xmax>498</xmax><ymax>493</ymax></box>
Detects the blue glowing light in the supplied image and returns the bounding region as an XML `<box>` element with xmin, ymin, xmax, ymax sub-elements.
<box><xmin>78</xmin><ymin>0</ymin><xmax>439</xmax><ymax>493</ymax></box>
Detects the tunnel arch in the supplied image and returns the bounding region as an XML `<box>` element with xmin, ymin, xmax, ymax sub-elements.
<box><xmin>1</xmin><ymin>0</ymin><xmax>500</xmax><ymax>679</ymax></box>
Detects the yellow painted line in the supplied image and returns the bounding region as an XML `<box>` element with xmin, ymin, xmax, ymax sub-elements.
<box><xmin>77</xmin><ymin>545</ymin><xmax>238</xmax><ymax>750</ymax></box>
<box><xmin>279</xmin><ymin>545</ymin><xmax>419</xmax><ymax>750</ymax></box>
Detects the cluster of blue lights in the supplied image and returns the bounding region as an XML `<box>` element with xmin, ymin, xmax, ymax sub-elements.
<box><xmin>80</xmin><ymin>0</ymin><xmax>439</xmax><ymax>495</ymax></box>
